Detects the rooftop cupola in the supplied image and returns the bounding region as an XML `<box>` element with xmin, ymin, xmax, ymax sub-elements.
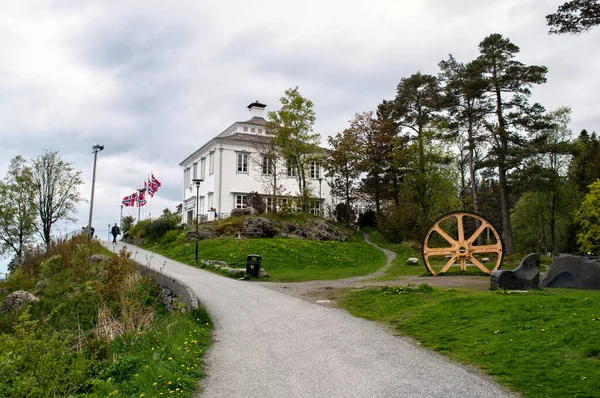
<box><xmin>247</xmin><ymin>101</ymin><xmax>267</xmax><ymax>118</ymax></box>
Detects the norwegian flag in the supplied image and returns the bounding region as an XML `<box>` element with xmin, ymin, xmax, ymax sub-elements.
<box><xmin>150</xmin><ymin>174</ymin><xmax>161</xmax><ymax>190</ymax></box>
<box><xmin>147</xmin><ymin>179</ymin><xmax>156</xmax><ymax>197</ymax></box>
<box><xmin>122</xmin><ymin>194</ymin><xmax>135</xmax><ymax>207</ymax></box>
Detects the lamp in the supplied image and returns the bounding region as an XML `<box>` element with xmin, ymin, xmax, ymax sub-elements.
<box><xmin>87</xmin><ymin>143</ymin><xmax>104</xmax><ymax>239</ymax></box>
<box><xmin>192</xmin><ymin>178</ymin><xmax>204</xmax><ymax>260</ymax></box>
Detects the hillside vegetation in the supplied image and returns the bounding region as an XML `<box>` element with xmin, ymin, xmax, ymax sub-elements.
<box><xmin>0</xmin><ymin>235</ymin><xmax>212</xmax><ymax>397</ymax></box>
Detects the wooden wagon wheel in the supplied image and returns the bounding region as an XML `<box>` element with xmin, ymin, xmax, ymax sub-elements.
<box><xmin>422</xmin><ymin>211</ymin><xmax>503</xmax><ymax>276</ymax></box>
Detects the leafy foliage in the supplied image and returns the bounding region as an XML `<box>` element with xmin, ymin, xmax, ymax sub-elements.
<box><xmin>246</xmin><ymin>191</ymin><xmax>266</xmax><ymax>214</ymax></box>
<box><xmin>574</xmin><ymin>179</ymin><xmax>600</xmax><ymax>254</ymax></box>
<box><xmin>267</xmin><ymin>87</ymin><xmax>320</xmax><ymax>211</ymax></box>
<box><xmin>0</xmin><ymin>156</ymin><xmax>37</xmax><ymax>262</ymax></box>
<box><xmin>547</xmin><ymin>0</ymin><xmax>600</xmax><ymax>34</ymax></box>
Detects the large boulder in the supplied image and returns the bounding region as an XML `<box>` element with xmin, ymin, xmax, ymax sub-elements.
<box><xmin>89</xmin><ymin>254</ymin><xmax>110</xmax><ymax>263</ymax></box>
<box><xmin>308</xmin><ymin>219</ymin><xmax>348</xmax><ymax>241</ymax></box>
<box><xmin>241</xmin><ymin>217</ymin><xmax>278</xmax><ymax>238</ymax></box>
<box><xmin>1</xmin><ymin>290</ymin><xmax>40</xmax><ymax>312</ymax></box>
<box><xmin>540</xmin><ymin>255</ymin><xmax>600</xmax><ymax>290</ymax></box>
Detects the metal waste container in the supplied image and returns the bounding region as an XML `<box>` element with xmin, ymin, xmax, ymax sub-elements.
<box><xmin>246</xmin><ymin>254</ymin><xmax>261</xmax><ymax>277</ymax></box>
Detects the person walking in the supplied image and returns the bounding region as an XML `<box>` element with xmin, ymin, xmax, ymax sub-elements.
<box><xmin>111</xmin><ymin>223</ymin><xmax>121</xmax><ymax>244</ymax></box>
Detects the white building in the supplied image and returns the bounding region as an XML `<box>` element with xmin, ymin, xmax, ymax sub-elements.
<box><xmin>179</xmin><ymin>101</ymin><xmax>336</xmax><ymax>224</ymax></box>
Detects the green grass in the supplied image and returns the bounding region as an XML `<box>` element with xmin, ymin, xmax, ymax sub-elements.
<box><xmin>144</xmin><ymin>234</ymin><xmax>386</xmax><ymax>282</ymax></box>
<box><xmin>88</xmin><ymin>307</ymin><xmax>212</xmax><ymax>397</ymax></box>
<box><xmin>364</xmin><ymin>229</ymin><xmax>427</xmax><ymax>278</ymax></box>
<box><xmin>340</xmin><ymin>285</ymin><xmax>600</xmax><ymax>398</ymax></box>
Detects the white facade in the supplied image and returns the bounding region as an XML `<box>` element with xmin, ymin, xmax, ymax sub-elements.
<box><xmin>179</xmin><ymin>102</ymin><xmax>336</xmax><ymax>224</ymax></box>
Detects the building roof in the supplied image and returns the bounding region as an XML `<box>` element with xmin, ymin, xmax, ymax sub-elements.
<box><xmin>247</xmin><ymin>101</ymin><xmax>267</xmax><ymax>109</ymax></box>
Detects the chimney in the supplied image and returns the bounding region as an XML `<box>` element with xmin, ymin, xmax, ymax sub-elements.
<box><xmin>247</xmin><ymin>100</ymin><xmax>267</xmax><ymax>118</ymax></box>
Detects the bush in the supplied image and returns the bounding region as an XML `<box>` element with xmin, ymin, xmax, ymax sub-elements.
<box><xmin>358</xmin><ymin>210</ymin><xmax>377</xmax><ymax>229</ymax></box>
<box><xmin>247</xmin><ymin>191</ymin><xmax>266</xmax><ymax>214</ymax></box>
<box><xmin>0</xmin><ymin>309</ymin><xmax>94</xmax><ymax>397</ymax></box>
<box><xmin>335</xmin><ymin>202</ymin><xmax>355</xmax><ymax>224</ymax></box>
<box><xmin>575</xmin><ymin>179</ymin><xmax>600</xmax><ymax>254</ymax></box>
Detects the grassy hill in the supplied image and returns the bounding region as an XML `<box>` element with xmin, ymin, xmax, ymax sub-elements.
<box><xmin>0</xmin><ymin>235</ymin><xmax>212</xmax><ymax>397</ymax></box>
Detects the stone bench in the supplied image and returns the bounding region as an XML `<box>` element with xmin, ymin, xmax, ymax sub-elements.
<box><xmin>490</xmin><ymin>253</ymin><xmax>540</xmax><ymax>290</ymax></box>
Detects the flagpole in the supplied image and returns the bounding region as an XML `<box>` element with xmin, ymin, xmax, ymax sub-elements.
<box><xmin>137</xmin><ymin>187</ymin><xmax>142</xmax><ymax>223</ymax></box>
<box><xmin>148</xmin><ymin>174</ymin><xmax>152</xmax><ymax>219</ymax></box>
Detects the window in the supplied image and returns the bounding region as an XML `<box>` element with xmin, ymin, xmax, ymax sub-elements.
<box><xmin>262</xmin><ymin>156</ymin><xmax>273</xmax><ymax>175</ymax></box>
<box><xmin>186</xmin><ymin>210</ymin><xmax>193</xmax><ymax>224</ymax></box>
<box><xmin>258</xmin><ymin>128</ymin><xmax>263</xmax><ymax>133</ymax></box>
<box><xmin>200</xmin><ymin>158</ymin><xmax>206</xmax><ymax>179</ymax></box>
<box><xmin>286</xmin><ymin>160</ymin><xmax>297</xmax><ymax>177</ymax></box>
<box><xmin>243</xmin><ymin>127</ymin><xmax>248</xmax><ymax>131</ymax></box>
<box><xmin>192</xmin><ymin>163</ymin><xmax>197</xmax><ymax>180</ymax></box>
<box><xmin>237</xmin><ymin>152</ymin><xmax>248</xmax><ymax>173</ymax></box>
<box><xmin>235</xmin><ymin>195</ymin><xmax>247</xmax><ymax>208</ymax></box>
<box><xmin>184</xmin><ymin>167</ymin><xmax>191</xmax><ymax>185</ymax></box>
<box><xmin>207</xmin><ymin>192</ymin><xmax>213</xmax><ymax>209</ymax></box>
<box><xmin>310</xmin><ymin>162</ymin><xmax>321</xmax><ymax>179</ymax></box>
<box><xmin>266</xmin><ymin>197</ymin><xmax>274</xmax><ymax>212</ymax></box>
<box><xmin>209</xmin><ymin>152</ymin><xmax>214</xmax><ymax>174</ymax></box>
<box><xmin>310</xmin><ymin>200</ymin><xmax>322</xmax><ymax>216</ymax></box>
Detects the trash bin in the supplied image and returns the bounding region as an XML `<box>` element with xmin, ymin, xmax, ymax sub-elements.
<box><xmin>246</xmin><ymin>254</ymin><xmax>261</xmax><ymax>278</ymax></box>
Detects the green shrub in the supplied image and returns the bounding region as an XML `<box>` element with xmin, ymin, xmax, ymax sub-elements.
<box><xmin>0</xmin><ymin>309</ymin><xmax>94</xmax><ymax>397</ymax></box>
<box><xmin>575</xmin><ymin>179</ymin><xmax>600</xmax><ymax>254</ymax></box>
<box><xmin>161</xmin><ymin>229</ymin><xmax>182</xmax><ymax>245</ymax></box>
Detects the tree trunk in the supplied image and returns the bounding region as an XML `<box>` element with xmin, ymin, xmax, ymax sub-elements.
<box><xmin>467</xmin><ymin>119</ymin><xmax>480</xmax><ymax>215</ymax></box>
<box><xmin>497</xmin><ymin>166</ymin><xmax>514</xmax><ymax>254</ymax></box>
<box><xmin>494</xmin><ymin>70</ymin><xmax>514</xmax><ymax>254</ymax></box>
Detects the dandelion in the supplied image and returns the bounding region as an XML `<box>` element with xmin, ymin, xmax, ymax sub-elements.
<box><xmin>494</xmin><ymin>330</ymin><xmax>500</xmax><ymax>334</ymax></box>
<box><xmin>153</xmin><ymin>382</ymin><xmax>158</xmax><ymax>386</ymax></box>
<box><xmin>168</xmin><ymin>357</ymin><xmax>173</xmax><ymax>360</ymax></box>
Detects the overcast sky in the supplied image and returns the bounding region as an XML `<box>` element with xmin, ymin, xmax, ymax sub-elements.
<box><xmin>1</xmin><ymin>0</ymin><xmax>598</xmax><ymax>274</ymax></box>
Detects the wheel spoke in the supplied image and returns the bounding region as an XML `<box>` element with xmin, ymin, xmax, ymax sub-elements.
<box><xmin>439</xmin><ymin>256</ymin><xmax>457</xmax><ymax>273</ymax></box>
<box><xmin>466</xmin><ymin>223</ymin><xmax>487</xmax><ymax>245</ymax></box>
<box><xmin>468</xmin><ymin>256</ymin><xmax>491</xmax><ymax>274</ymax></box>
<box><xmin>423</xmin><ymin>247</ymin><xmax>455</xmax><ymax>257</ymax></box>
<box><xmin>469</xmin><ymin>244</ymin><xmax>502</xmax><ymax>254</ymax></box>
<box><xmin>432</xmin><ymin>225</ymin><xmax>457</xmax><ymax>247</ymax></box>
<box><xmin>457</xmin><ymin>214</ymin><xmax>465</xmax><ymax>243</ymax></box>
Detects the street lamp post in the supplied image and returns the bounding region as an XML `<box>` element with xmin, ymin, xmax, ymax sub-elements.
<box><xmin>87</xmin><ymin>143</ymin><xmax>104</xmax><ymax>239</ymax></box>
<box><xmin>192</xmin><ymin>178</ymin><xmax>203</xmax><ymax>260</ymax></box>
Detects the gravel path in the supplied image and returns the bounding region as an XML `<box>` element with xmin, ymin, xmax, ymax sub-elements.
<box><xmin>105</xmin><ymin>241</ymin><xmax>517</xmax><ymax>398</ymax></box>
<box><xmin>258</xmin><ymin>233</ymin><xmax>493</xmax><ymax>305</ymax></box>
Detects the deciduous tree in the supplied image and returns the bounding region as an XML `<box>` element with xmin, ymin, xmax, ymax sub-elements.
<box><xmin>575</xmin><ymin>179</ymin><xmax>600</xmax><ymax>254</ymax></box>
<box><xmin>31</xmin><ymin>150</ymin><xmax>84</xmax><ymax>247</ymax></box>
<box><xmin>326</xmin><ymin>127</ymin><xmax>361</xmax><ymax>215</ymax></box>
<box><xmin>0</xmin><ymin>156</ymin><xmax>37</xmax><ymax>262</ymax></box>
<box><xmin>267</xmin><ymin>87</ymin><xmax>320</xmax><ymax>212</ymax></box>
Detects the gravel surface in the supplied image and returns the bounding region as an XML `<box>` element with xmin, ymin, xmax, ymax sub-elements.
<box><xmin>106</xmin><ymin>241</ymin><xmax>517</xmax><ymax>398</ymax></box>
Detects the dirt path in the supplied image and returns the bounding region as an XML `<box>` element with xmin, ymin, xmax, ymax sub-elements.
<box><xmin>258</xmin><ymin>233</ymin><xmax>491</xmax><ymax>305</ymax></box>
